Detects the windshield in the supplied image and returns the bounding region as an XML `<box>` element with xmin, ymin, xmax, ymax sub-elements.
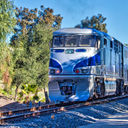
<box><xmin>80</xmin><ymin>35</ymin><xmax>97</xmax><ymax>47</ymax></box>
<box><xmin>53</xmin><ymin>35</ymin><xmax>97</xmax><ymax>47</ymax></box>
<box><xmin>65</xmin><ymin>35</ymin><xmax>79</xmax><ymax>46</ymax></box>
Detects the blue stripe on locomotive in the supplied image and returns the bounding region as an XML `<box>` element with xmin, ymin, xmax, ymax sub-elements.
<box><xmin>73</xmin><ymin>52</ymin><xmax>101</xmax><ymax>71</ymax></box>
<box><xmin>49</xmin><ymin>51</ymin><xmax>101</xmax><ymax>72</ymax></box>
<box><xmin>49</xmin><ymin>59</ymin><xmax>62</xmax><ymax>72</ymax></box>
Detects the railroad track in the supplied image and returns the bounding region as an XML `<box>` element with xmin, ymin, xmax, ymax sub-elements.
<box><xmin>1</xmin><ymin>94</ymin><xmax>128</xmax><ymax>124</ymax></box>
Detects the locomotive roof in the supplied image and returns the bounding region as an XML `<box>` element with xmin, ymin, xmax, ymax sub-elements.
<box><xmin>53</xmin><ymin>28</ymin><xmax>112</xmax><ymax>40</ymax></box>
<box><xmin>53</xmin><ymin>28</ymin><xmax>128</xmax><ymax>48</ymax></box>
<box><xmin>54</xmin><ymin>28</ymin><xmax>101</xmax><ymax>35</ymax></box>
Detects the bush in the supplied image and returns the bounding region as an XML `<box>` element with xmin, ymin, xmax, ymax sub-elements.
<box><xmin>33</xmin><ymin>95</ymin><xmax>39</xmax><ymax>101</ymax></box>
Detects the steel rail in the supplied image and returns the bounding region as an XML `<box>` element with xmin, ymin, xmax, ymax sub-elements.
<box><xmin>0</xmin><ymin>94</ymin><xmax>128</xmax><ymax>124</ymax></box>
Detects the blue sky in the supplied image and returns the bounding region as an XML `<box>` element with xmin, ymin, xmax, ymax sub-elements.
<box><xmin>14</xmin><ymin>0</ymin><xmax>128</xmax><ymax>44</ymax></box>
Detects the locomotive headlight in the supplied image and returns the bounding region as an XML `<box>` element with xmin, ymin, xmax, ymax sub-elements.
<box><xmin>49</xmin><ymin>68</ymin><xmax>60</xmax><ymax>74</ymax></box>
<box><xmin>81</xmin><ymin>69</ymin><xmax>90</xmax><ymax>74</ymax></box>
<box><xmin>74</xmin><ymin>68</ymin><xmax>90</xmax><ymax>74</ymax></box>
<box><xmin>49</xmin><ymin>69</ymin><xmax>56</xmax><ymax>74</ymax></box>
<box><xmin>55</xmin><ymin>69</ymin><xmax>60</xmax><ymax>74</ymax></box>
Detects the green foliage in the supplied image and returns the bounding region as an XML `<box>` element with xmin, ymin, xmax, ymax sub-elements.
<box><xmin>21</xmin><ymin>84</ymin><xmax>38</xmax><ymax>94</ymax></box>
<box><xmin>0</xmin><ymin>87</ymin><xmax>13</xmax><ymax>97</ymax></box>
<box><xmin>0</xmin><ymin>40</ymin><xmax>14</xmax><ymax>88</ymax></box>
<box><xmin>11</xmin><ymin>5</ymin><xmax>62</xmax><ymax>101</ymax></box>
<box><xmin>0</xmin><ymin>0</ymin><xmax>16</xmax><ymax>42</ymax></box>
<box><xmin>75</xmin><ymin>14</ymin><xmax>107</xmax><ymax>33</ymax></box>
<box><xmin>33</xmin><ymin>95</ymin><xmax>39</xmax><ymax>101</ymax></box>
<box><xmin>124</xmin><ymin>43</ymin><xmax>128</xmax><ymax>47</ymax></box>
<box><xmin>11</xmin><ymin>6</ymin><xmax>62</xmax><ymax>42</ymax></box>
<box><xmin>0</xmin><ymin>0</ymin><xmax>16</xmax><ymax>89</ymax></box>
<box><xmin>11</xmin><ymin>35</ymin><xmax>28</xmax><ymax>86</ymax></box>
<box><xmin>0</xmin><ymin>1</ymin><xmax>63</xmax><ymax>102</ymax></box>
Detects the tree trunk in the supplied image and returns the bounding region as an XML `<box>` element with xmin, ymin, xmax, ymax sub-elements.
<box><xmin>43</xmin><ymin>87</ymin><xmax>50</xmax><ymax>104</ymax></box>
<box><xmin>14</xmin><ymin>85</ymin><xmax>19</xmax><ymax>101</ymax></box>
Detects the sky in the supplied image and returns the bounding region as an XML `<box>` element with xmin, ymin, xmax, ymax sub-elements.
<box><xmin>13</xmin><ymin>0</ymin><xmax>128</xmax><ymax>44</ymax></box>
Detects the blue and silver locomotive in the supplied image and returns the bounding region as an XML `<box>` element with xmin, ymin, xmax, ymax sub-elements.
<box><xmin>48</xmin><ymin>28</ymin><xmax>128</xmax><ymax>102</ymax></box>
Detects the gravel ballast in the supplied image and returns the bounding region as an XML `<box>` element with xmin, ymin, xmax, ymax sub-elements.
<box><xmin>1</xmin><ymin>98</ymin><xmax>128</xmax><ymax>128</ymax></box>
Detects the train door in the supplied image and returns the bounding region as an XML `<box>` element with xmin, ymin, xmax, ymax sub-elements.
<box><xmin>124</xmin><ymin>47</ymin><xmax>128</xmax><ymax>85</ymax></box>
<box><xmin>115</xmin><ymin>41</ymin><xmax>124</xmax><ymax>95</ymax></box>
<box><xmin>110</xmin><ymin>40</ymin><xmax>113</xmax><ymax>74</ymax></box>
<box><xmin>103</xmin><ymin>38</ymin><xmax>107</xmax><ymax>74</ymax></box>
<box><xmin>99</xmin><ymin>37</ymin><xmax>104</xmax><ymax>75</ymax></box>
<box><xmin>100</xmin><ymin>37</ymin><xmax>110</xmax><ymax>75</ymax></box>
<box><xmin>119</xmin><ymin>44</ymin><xmax>123</xmax><ymax>77</ymax></box>
<box><xmin>103</xmin><ymin>37</ymin><xmax>111</xmax><ymax>75</ymax></box>
<box><xmin>114</xmin><ymin>41</ymin><xmax>119</xmax><ymax>76</ymax></box>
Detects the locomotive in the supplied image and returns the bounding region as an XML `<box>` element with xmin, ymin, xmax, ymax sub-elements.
<box><xmin>48</xmin><ymin>28</ymin><xmax>128</xmax><ymax>102</ymax></box>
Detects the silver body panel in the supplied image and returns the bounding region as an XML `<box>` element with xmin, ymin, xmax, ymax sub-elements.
<box><xmin>49</xmin><ymin>75</ymin><xmax>94</xmax><ymax>102</ymax></box>
<box><xmin>48</xmin><ymin>28</ymin><xmax>128</xmax><ymax>102</ymax></box>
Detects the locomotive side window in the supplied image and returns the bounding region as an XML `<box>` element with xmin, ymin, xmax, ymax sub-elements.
<box><xmin>96</xmin><ymin>36</ymin><xmax>101</xmax><ymax>49</ymax></box>
<box><xmin>110</xmin><ymin>41</ymin><xmax>113</xmax><ymax>48</ymax></box>
<box><xmin>114</xmin><ymin>40</ymin><xmax>118</xmax><ymax>52</ymax></box>
<box><xmin>104</xmin><ymin>38</ymin><xmax>107</xmax><ymax>45</ymax></box>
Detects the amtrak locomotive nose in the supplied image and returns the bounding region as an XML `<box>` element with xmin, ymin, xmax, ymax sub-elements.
<box><xmin>48</xmin><ymin>28</ymin><xmax>127</xmax><ymax>102</ymax></box>
<box><xmin>49</xmin><ymin>47</ymin><xmax>98</xmax><ymax>75</ymax></box>
<box><xmin>48</xmin><ymin>28</ymin><xmax>101</xmax><ymax>102</ymax></box>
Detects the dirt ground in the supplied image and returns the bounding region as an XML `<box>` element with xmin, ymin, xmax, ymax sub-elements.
<box><xmin>0</xmin><ymin>95</ymin><xmax>27</xmax><ymax>112</ymax></box>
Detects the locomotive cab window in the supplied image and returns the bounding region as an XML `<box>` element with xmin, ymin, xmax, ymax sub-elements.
<box><xmin>53</xmin><ymin>35</ymin><xmax>99</xmax><ymax>48</ymax></box>
<box><xmin>65</xmin><ymin>36</ymin><xmax>78</xmax><ymax>47</ymax></box>
<box><xmin>79</xmin><ymin>35</ymin><xmax>97</xmax><ymax>47</ymax></box>
<box><xmin>53</xmin><ymin>36</ymin><xmax>64</xmax><ymax>47</ymax></box>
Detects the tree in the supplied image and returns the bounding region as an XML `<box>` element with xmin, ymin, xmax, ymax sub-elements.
<box><xmin>12</xmin><ymin>35</ymin><xmax>28</xmax><ymax>99</ymax></box>
<box><xmin>125</xmin><ymin>43</ymin><xmax>128</xmax><ymax>47</ymax></box>
<box><xmin>11</xmin><ymin>6</ymin><xmax>62</xmax><ymax>44</ymax></box>
<box><xmin>0</xmin><ymin>0</ymin><xmax>16</xmax><ymax>90</ymax></box>
<box><xmin>0</xmin><ymin>43</ymin><xmax>14</xmax><ymax>88</ymax></box>
<box><xmin>11</xmin><ymin>5</ymin><xmax>62</xmax><ymax>101</ymax></box>
<box><xmin>23</xmin><ymin>24</ymin><xmax>51</xmax><ymax>101</ymax></box>
<box><xmin>75</xmin><ymin>14</ymin><xmax>107</xmax><ymax>33</ymax></box>
<box><xmin>0</xmin><ymin>0</ymin><xmax>16</xmax><ymax>42</ymax></box>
